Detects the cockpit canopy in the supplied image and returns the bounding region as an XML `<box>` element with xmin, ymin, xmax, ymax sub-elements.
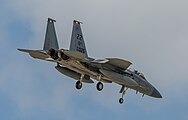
<box><xmin>134</xmin><ymin>70</ymin><xmax>146</xmax><ymax>80</ymax></box>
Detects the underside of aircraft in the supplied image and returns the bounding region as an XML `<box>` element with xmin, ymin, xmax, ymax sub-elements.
<box><xmin>18</xmin><ymin>18</ymin><xmax>162</xmax><ymax>104</ymax></box>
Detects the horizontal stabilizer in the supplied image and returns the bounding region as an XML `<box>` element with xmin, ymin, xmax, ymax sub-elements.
<box><xmin>18</xmin><ymin>48</ymin><xmax>37</xmax><ymax>53</ymax></box>
<box><xmin>18</xmin><ymin>48</ymin><xmax>54</xmax><ymax>61</ymax></box>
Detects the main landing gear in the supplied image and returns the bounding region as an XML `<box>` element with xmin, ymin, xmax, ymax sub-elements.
<box><xmin>75</xmin><ymin>74</ymin><xmax>84</xmax><ymax>90</ymax></box>
<box><xmin>119</xmin><ymin>86</ymin><xmax>128</xmax><ymax>104</ymax></box>
<box><xmin>96</xmin><ymin>82</ymin><xmax>103</xmax><ymax>91</ymax></box>
<box><xmin>76</xmin><ymin>81</ymin><xmax>82</xmax><ymax>89</ymax></box>
<box><xmin>75</xmin><ymin>74</ymin><xmax>104</xmax><ymax>91</ymax></box>
<box><xmin>96</xmin><ymin>74</ymin><xmax>104</xmax><ymax>91</ymax></box>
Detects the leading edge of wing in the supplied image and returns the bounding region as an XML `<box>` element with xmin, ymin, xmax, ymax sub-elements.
<box><xmin>90</xmin><ymin>57</ymin><xmax>132</xmax><ymax>70</ymax></box>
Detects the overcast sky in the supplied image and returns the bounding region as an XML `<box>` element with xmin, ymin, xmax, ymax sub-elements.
<box><xmin>0</xmin><ymin>0</ymin><xmax>188</xmax><ymax>119</ymax></box>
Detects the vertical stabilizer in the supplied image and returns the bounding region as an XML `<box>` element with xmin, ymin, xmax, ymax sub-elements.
<box><xmin>70</xmin><ymin>20</ymin><xmax>88</xmax><ymax>57</ymax></box>
<box><xmin>43</xmin><ymin>18</ymin><xmax>59</xmax><ymax>50</ymax></box>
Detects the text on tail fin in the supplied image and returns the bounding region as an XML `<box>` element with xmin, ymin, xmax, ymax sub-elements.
<box><xmin>69</xmin><ymin>20</ymin><xmax>88</xmax><ymax>57</ymax></box>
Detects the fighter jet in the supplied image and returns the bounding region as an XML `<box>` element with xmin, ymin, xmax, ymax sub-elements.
<box><xmin>18</xmin><ymin>18</ymin><xmax>162</xmax><ymax>104</ymax></box>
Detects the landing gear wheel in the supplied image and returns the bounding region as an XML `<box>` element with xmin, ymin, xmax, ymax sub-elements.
<box><xmin>76</xmin><ymin>81</ymin><xmax>82</xmax><ymax>90</ymax></box>
<box><xmin>119</xmin><ymin>98</ymin><xmax>124</xmax><ymax>104</ymax></box>
<box><xmin>96</xmin><ymin>82</ymin><xmax>103</xmax><ymax>91</ymax></box>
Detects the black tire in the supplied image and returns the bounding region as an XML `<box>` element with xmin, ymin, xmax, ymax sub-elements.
<box><xmin>119</xmin><ymin>98</ymin><xmax>124</xmax><ymax>104</ymax></box>
<box><xmin>76</xmin><ymin>81</ymin><xmax>82</xmax><ymax>89</ymax></box>
<box><xmin>96</xmin><ymin>82</ymin><xmax>103</xmax><ymax>91</ymax></box>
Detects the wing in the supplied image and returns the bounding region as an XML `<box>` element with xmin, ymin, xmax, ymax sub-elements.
<box><xmin>69</xmin><ymin>20</ymin><xmax>88</xmax><ymax>57</ymax></box>
<box><xmin>106</xmin><ymin>58</ymin><xmax>132</xmax><ymax>70</ymax></box>
<box><xmin>90</xmin><ymin>58</ymin><xmax>132</xmax><ymax>71</ymax></box>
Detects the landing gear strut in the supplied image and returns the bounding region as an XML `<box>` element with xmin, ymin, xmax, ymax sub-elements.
<box><xmin>96</xmin><ymin>74</ymin><xmax>104</xmax><ymax>91</ymax></box>
<box><xmin>119</xmin><ymin>86</ymin><xmax>128</xmax><ymax>104</ymax></box>
<box><xmin>75</xmin><ymin>74</ymin><xmax>84</xmax><ymax>90</ymax></box>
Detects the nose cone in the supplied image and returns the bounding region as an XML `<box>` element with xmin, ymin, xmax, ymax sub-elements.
<box><xmin>151</xmin><ymin>88</ymin><xmax>162</xmax><ymax>98</ymax></box>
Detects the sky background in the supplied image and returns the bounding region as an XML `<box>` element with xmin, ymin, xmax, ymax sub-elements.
<box><xmin>0</xmin><ymin>0</ymin><xmax>188</xmax><ymax>119</ymax></box>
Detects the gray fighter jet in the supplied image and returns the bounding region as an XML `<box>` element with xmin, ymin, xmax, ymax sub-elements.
<box><xmin>18</xmin><ymin>18</ymin><xmax>162</xmax><ymax>104</ymax></box>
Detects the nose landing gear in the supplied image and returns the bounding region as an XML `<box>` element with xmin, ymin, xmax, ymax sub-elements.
<box><xmin>119</xmin><ymin>86</ymin><xmax>128</xmax><ymax>104</ymax></box>
<box><xmin>119</xmin><ymin>98</ymin><xmax>124</xmax><ymax>104</ymax></box>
